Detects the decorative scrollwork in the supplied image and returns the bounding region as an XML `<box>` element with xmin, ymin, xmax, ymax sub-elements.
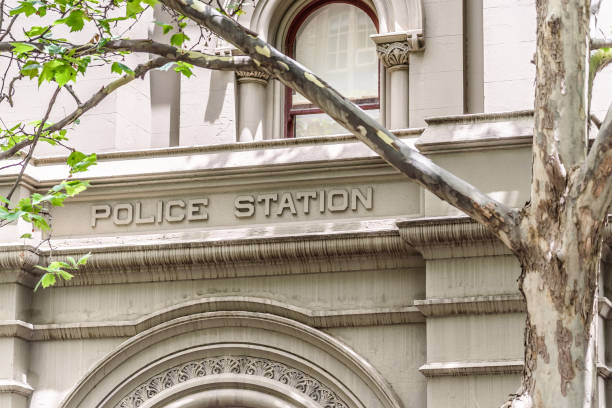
<box><xmin>376</xmin><ymin>41</ymin><xmax>412</xmax><ymax>68</ymax></box>
<box><xmin>115</xmin><ymin>355</ymin><xmax>349</xmax><ymax>408</ymax></box>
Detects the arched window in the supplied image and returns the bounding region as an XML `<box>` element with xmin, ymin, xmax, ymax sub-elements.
<box><xmin>285</xmin><ymin>1</ymin><xmax>379</xmax><ymax>138</ymax></box>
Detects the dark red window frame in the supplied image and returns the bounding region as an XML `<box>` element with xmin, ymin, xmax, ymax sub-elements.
<box><xmin>284</xmin><ymin>0</ymin><xmax>380</xmax><ymax>138</ymax></box>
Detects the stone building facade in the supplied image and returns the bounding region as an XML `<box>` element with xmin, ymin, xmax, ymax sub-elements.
<box><xmin>1</xmin><ymin>1</ymin><xmax>612</xmax><ymax>408</ymax></box>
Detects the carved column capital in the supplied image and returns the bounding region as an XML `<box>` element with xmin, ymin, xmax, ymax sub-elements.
<box><xmin>375</xmin><ymin>41</ymin><xmax>412</xmax><ymax>68</ymax></box>
<box><xmin>236</xmin><ymin>70</ymin><xmax>270</xmax><ymax>85</ymax></box>
<box><xmin>371</xmin><ymin>31</ymin><xmax>424</xmax><ymax>69</ymax></box>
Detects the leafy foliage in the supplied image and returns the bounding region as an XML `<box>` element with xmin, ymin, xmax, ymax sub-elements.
<box><xmin>34</xmin><ymin>253</ymin><xmax>91</xmax><ymax>290</ymax></box>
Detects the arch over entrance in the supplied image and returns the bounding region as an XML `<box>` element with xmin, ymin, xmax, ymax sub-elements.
<box><xmin>59</xmin><ymin>312</ymin><xmax>403</xmax><ymax>408</ymax></box>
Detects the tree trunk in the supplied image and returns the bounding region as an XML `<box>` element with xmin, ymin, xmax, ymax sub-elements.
<box><xmin>512</xmin><ymin>205</ymin><xmax>603</xmax><ymax>407</ymax></box>
<box><xmin>507</xmin><ymin>0</ymin><xmax>601</xmax><ymax>405</ymax></box>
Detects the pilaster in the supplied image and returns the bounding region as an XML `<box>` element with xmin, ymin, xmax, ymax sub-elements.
<box><xmin>236</xmin><ymin>70</ymin><xmax>270</xmax><ymax>142</ymax></box>
<box><xmin>371</xmin><ymin>31</ymin><xmax>423</xmax><ymax>130</ymax></box>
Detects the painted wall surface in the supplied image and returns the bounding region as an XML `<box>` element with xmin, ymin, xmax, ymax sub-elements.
<box><xmin>1</xmin><ymin>2</ymin><xmax>612</xmax><ymax>408</ymax></box>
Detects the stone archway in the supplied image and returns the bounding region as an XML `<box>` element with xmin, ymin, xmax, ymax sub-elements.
<box><xmin>59</xmin><ymin>311</ymin><xmax>403</xmax><ymax>408</ymax></box>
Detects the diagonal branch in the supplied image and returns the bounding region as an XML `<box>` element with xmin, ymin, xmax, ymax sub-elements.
<box><xmin>0</xmin><ymin>57</ymin><xmax>168</xmax><ymax>161</ymax></box>
<box><xmin>591</xmin><ymin>37</ymin><xmax>612</xmax><ymax>49</ymax></box>
<box><xmin>576</xmin><ymin>102</ymin><xmax>612</xmax><ymax>220</ymax></box>
<box><xmin>5</xmin><ymin>86</ymin><xmax>61</xmax><ymax>200</ymax></box>
<box><xmin>159</xmin><ymin>0</ymin><xmax>522</xmax><ymax>250</ymax></box>
<box><xmin>0</xmin><ymin>39</ymin><xmax>259</xmax><ymax>72</ymax></box>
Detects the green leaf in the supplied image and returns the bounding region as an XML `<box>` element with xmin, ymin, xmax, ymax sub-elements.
<box><xmin>20</xmin><ymin>233</ymin><xmax>32</xmax><ymax>239</ymax></box>
<box><xmin>111</xmin><ymin>62</ymin><xmax>134</xmax><ymax>75</ymax></box>
<box><xmin>10</xmin><ymin>1</ymin><xmax>37</xmax><ymax>16</ymax></box>
<box><xmin>67</xmin><ymin>151</ymin><xmax>97</xmax><ymax>173</ymax></box>
<box><xmin>10</xmin><ymin>42</ymin><xmax>36</xmax><ymax>57</ymax></box>
<box><xmin>154</xmin><ymin>21</ymin><xmax>173</xmax><ymax>34</ymax></box>
<box><xmin>63</xmin><ymin>180</ymin><xmax>90</xmax><ymax>196</ymax></box>
<box><xmin>170</xmin><ymin>32</ymin><xmax>189</xmax><ymax>47</ymax></box>
<box><xmin>174</xmin><ymin>61</ymin><xmax>194</xmax><ymax>78</ymax></box>
<box><xmin>126</xmin><ymin>0</ymin><xmax>144</xmax><ymax>17</ymax></box>
<box><xmin>45</xmin><ymin>44</ymin><xmax>66</xmax><ymax>55</ymax></box>
<box><xmin>25</xmin><ymin>26</ymin><xmax>48</xmax><ymax>37</ymax></box>
<box><xmin>21</xmin><ymin>61</ymin><xmax>40</xmax><ymax>79</ymax></box>
<box><xmin>77</xmin><ymin>252</ymin><xmax>91</xmax><ymax>265</ymax></box>
<box><xmin>67</xmin><ymin>256</ymin><xmax>78</xmax><ymax>268</ymax></box>
<box><xmin>142</xmin><ymin>0</ymin><xmax>158</xmax><ymax>7</ymax></box>
<box><xmin>61</xmin><ymin>9</ymin><xmax>86</xmax><ymax>32</ymax></box>
<box><xmin>53</xmin><ymin>64</ymin><xmax>77</xmax><ymax>87</ymax></box>
<box><xmin>34</xmin><ymin>273</ymin><xmax>56</xmax><ymax>291</ymax></box>
<box><xmin>29</xmin><ymin>214</ymin><xmax>49</xmax><ymax>230</ymax></box>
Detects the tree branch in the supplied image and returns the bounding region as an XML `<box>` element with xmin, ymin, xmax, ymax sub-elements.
<box><xmin>159</xmin><ymin>0</ymin><xmax>522</xmax><ymax>249</ymax></box>
<box><xmin>0</xmin><ymin>57</ymin><xmax>168</xmax><ymax>161</ymax></box>
<box><xmin>0</xmin><ymin>39</ymin><xmax>259</xmax><ymax>72</ymax></box>
<box><xmin>592</xmin><ymin>37</ymin><xmax>612</xmax><ymax>49</ymax></box>
<box><xmin>5</xmin><ymin>86</ymin><xmax>61</xmax><ymax>201</ymax></box>
<box><xmin>577</xmin><ymin>102</ymin><xmax>612</xmax><ymax>221</ymax></box>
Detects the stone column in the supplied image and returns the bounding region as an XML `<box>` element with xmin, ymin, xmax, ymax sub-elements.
<box><xmin>236</xmin><ymin>70</ymin><xmax>270</xmax><ymax>142</ymax></box>
<box><xmin>371</xmin><ymin>32</ymin><xmax>424</xmax><ymax>130</ymax></box>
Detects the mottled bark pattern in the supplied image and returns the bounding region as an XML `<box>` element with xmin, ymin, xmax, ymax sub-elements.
<box><xmin>511</xmin><ymin>0</ymin><xmax>602</xmax><ymax>407</ymax></box>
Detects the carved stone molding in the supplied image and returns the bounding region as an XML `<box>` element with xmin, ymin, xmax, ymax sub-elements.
<box><xmin>419</xmin><ymin>360</ymin><xmax>524</xmax><ymax>377</ymax></box>
<box><xmin>371</xmin><ymin>31</ymin><xmax>424</xmax><ymax>68</ymax></box>
<box><xmin>375</xmin><ymin>41</ymin><xmax>412</xmax><ymax>68</ymax></box>
<box><xmin>0</xmin><ymin>297</ymin><xmax>424</xmax><ymax>341</ymax></box>
<box><xmin>115</xmin><ymin>356</ymin><xmax>349</xmax><ymax>408</ymax></box>
<box><xmin>0</xmin><ymin>379</ymin><xmax>34</xmax><ymax>398</ymax></box>
<box><xmin>414</xmin><ymin>294</ymin><xmax>525</xmax><ymax>317</ymax></box>
<box><xmin>236</xmin><ymin>69</ymin><xmax>270</xmax><ymax>84</ymax></box>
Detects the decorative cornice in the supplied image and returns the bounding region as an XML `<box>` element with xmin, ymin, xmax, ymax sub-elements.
<box><xmin>396</xmin><ymin>216</ymin><xmax>512</xmax><ymax>259</ymax></box>
<box><xmin>398</xmin><ymin>216</ymin><xmax>496</xmax><ymax>245</ymax></box>
<box><xmin>0</xmin><ymin>245</ymin><xmax>39</xmax><ymax>270</ymax></box>
<box><xmin>115</xmin><ymin>355</ymin><xmax>349</xmax><ymax>408</ymax></box>
<box><xmin>0</xmin><ymin>379</ymin><xmax>34</xmax><ymax>397</ymax></box>
<box><xmin>419</xmin><ymin>360</ymin><xmax>523</xmax><ymax>377</ymax></box>
<box><xmin>414</xmin><ymin>294</ymin><xmax>525</xmax><ymax>317</ymax></box>
<box><xmin>0</xmin><ymin>297</ymin><xmax>423</xmax><ymax>341</ymax></box>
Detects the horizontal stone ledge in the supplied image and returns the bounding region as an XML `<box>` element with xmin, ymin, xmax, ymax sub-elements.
<box><xmin>416</xmin><ymin>110</ymin><xmax>534</xmax><ymax>153</ymax></box>
<box><xmin>33</xmin><ymin>129</ymin><xmax>424</xmax><ymax>165</ymax></box>
<box><xmin>415</xmin><ymin>295</ymin><xmax>612</xmax><ymax>318</ymax></box>
<box><xmin>0</xmin><ymin>379</ymin><xmax>34</xmax><ymax>397</ymax></box>
<box><xmin>419</xmin><ymin>360</ymin><xmax>523</xmax><ymax>377</ymax></box>
<box><xmin>0</xmin><ymin>297</ymin><xmax>424</xmax><ymax>341</ymax></box>
<box><xmin>414</xmin><ymin>294</ymin><xmax>525</xmax><ymax>316</ymax></box>
<box><xmin>422</xmin><ymin>362</ymin><xmax>612</xmax><ymax>379</ymax></box>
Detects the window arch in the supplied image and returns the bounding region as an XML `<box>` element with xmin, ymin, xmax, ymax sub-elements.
<box><xmin>284</xmin><ymin>1</ymin><xmax>379</xmax><ymax>138</ymax></box>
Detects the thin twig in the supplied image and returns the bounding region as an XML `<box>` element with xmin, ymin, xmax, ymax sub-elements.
<box><xmin>5</xmin><ymin>86</ymin><xmax>61</xmax><ymax>201</ymax></box>
<box><xmin>65</xmin><ymin>85</ymin><xmax>82</xmax><ymax>106</ymax></box>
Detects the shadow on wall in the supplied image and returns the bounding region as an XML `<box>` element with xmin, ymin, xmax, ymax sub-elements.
<box><xmin>204</xmin><ymin>70</ymin><xmax>231</xmax><ymax>123</ymax></box>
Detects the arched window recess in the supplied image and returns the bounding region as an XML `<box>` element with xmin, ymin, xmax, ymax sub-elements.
<box><xmin>284</xmin><ymin>0</ymin><xmax>380</xmax><ymax>138</ymax></box>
